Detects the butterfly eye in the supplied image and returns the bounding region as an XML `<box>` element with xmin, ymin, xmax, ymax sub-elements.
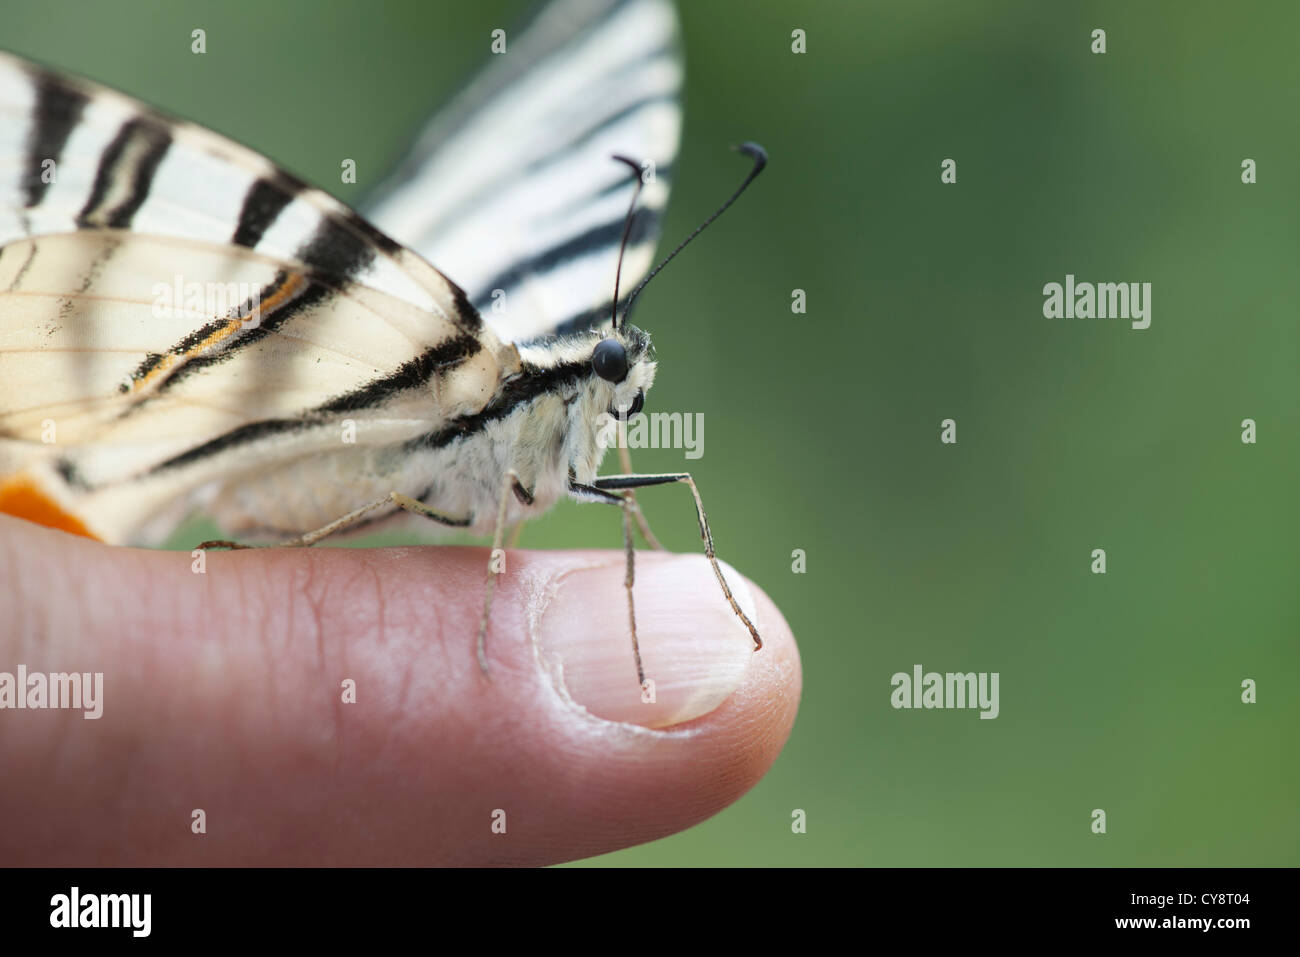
<box><xmin>592</xmin><ymin>338</ymin><xmax>629</xmax><ymax>383</ymax></box>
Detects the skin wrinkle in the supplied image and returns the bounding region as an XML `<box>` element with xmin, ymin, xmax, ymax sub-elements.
<box><xmin>14</xmin><ymin>539</ymin><xmax>143</xmax><ymax>849</ymax></box>
<box><xmin>340</xmin><ymin>559</ymin><xmax>384</xmax><ymax>767</ymax></box>
<box><xmin>265</xmin><ymin>557</ymin><xmax>294</xmax><ymax>741</ymax></box>
<box><xmin>379</xmin><ymin>552</ymin><xmax>457</xmax><ymax>749</ymax></box>
<box><xmin>304</xmin><ymin>558</ymin><xmax>341</xmax><ymax>763</ymax></box>
<box><xmin>322</xmin><ymin>554</ymin><xmax>391</xmax><ymax>769</ymax></box>
<box><xmin>205</xmin><ymin>551</ymin><xmax>288</xmax><ymax>772</ymax></box>
<box><xmin>300</xmin><ymin>556</ymin><xmax>330</xmax><ymax>671</ymax></box>
<box><xmin>355</xmin><ymin>549</ymin><xmax>470</xmax><ymax>779</ymax></box>
<box><xmin>297</xmin><ymin>556</ymin><xmax>336</xmax><ymax>727</ymax></box>
<box><xmin>275</xmin><ymin>550</ymin><xmax>343</xmax><ymax>760</ymax></box>
<box><xmin>226</xmin><ymin>565</ymin><xmax>349</xmax><ymax>843</ymax></box>
<box><xmin>389</xmin><ymin>559</ymin><xmax>423</xmax><ymax>731</ymax></box>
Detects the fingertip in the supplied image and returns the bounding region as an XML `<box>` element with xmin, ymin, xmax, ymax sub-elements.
<box><xmin>0</xmin><ymin>523</ymin><xmax>803</xmax><ymax>865</ymax></box>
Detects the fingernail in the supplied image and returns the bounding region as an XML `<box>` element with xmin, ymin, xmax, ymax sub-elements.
<box><xmin>537</xmin><ymin>554</ymin><xmax>758</xmax><ymax>729</ymax></box>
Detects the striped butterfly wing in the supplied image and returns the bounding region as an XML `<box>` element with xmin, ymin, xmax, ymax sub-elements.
<box><xmin>0</xmin><ymin>51</ymin><xmax>515</xmax><ymax>545</ymax></box>
<box><xmin>363</xmin><ymin>0</ymin><xmax>683</xmax><ymax>343</ymax></box>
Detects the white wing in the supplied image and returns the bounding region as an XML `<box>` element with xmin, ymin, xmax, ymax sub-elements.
<box><xmin>0</xmin><ymin>50</ymin><xmax>472</xmax><ymax>317</ymax></box>
<box><xmin>363</xmin><ymin>0</ymin><xmax>683</xmax><ymax>344</ymax></box>
<box><xmin>0</xmin><ymin>50</ymin><xmax>514</xmax><ymax>544</ymax></box>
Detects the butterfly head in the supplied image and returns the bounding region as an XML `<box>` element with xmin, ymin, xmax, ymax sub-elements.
<box><xmin>590</xmin><ymin>323</ymin><xmax>655</xmax><ymax>420</ymax></box>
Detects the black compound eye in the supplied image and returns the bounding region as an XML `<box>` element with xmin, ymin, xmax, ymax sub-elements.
<box><xmin>592</xmin><ymin>338</ymin><xmax>629</xmax><ymax>383</ymax></box>
<box><xmin>612</xmin><ymin>389</ymin><xmax>645</xmax><ymax>419</ymax></box>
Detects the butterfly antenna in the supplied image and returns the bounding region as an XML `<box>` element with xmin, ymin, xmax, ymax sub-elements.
<box><xmin>620</xmin><ymin>141</ymin><xmax>767</xmax><ymax>325</ymax></box>
<box><xmin>609</xmin><ymin>155</ymin><xmax>647</xmax><ymax>332</ymax></box>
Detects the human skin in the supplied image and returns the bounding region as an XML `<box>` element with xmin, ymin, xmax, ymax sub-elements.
<box><xmin>0</xmin><ymin>515</ymin><xmax>801</xmax><ymax>865</ymax></box>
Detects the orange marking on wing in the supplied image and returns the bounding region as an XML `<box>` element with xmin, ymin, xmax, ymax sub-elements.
<box><xmin>0</xmin><ymin>475</ymin><xmax>100</xmax><ymax>540</ymax></box>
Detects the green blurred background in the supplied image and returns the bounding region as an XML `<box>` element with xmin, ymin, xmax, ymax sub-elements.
<box><xmin>5</xmin><ymin>0</ymin><xmax>1296</xmax><ymax>865</ymax></box>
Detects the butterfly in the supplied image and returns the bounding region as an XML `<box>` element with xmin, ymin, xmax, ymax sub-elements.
<box><xmin>0</xmin><ymin>0</ymin><xmax>764</xmax><ymax>686</ymax></box>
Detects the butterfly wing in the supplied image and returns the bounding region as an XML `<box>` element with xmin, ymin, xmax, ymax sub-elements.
<box><xmin>363</xmin><ymin>0</ymin><xmax>683</xmax><ymax>344</ymax></box>
<box><xmin>0</xmin><ymin>51</ymin><xmax>514</xmax><ymax>544</ymax></box>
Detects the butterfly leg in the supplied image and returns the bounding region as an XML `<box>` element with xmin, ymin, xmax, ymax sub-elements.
<box><xmin>618</xmin><ymin>493</ymin><xmax>645</xmax><ymax>688</ymax></box>
<box><xmin>592</xmin><ymin>472</ymin><xmax>762</xmax><ymax>652</ymax></box>
<box><xmin>198</xmin><ymin>491</ymin><xmax>470</xmax><ymax>550</ymax></box>
<box><xmin>616</xmin><ymin>436</ymin><xmax>665</xmax><ymax>551</ymax></box>
<box><xmin>568</xmin><ymin>478</ymin><xmax>647</xmax><ymax>688</ymax></box>
<box><xmin>476</xmin><ymin>469</ymin><xmax>531</xmax><ymax>676</ymax></box>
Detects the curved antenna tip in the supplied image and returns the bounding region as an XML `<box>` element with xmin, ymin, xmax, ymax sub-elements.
<box><xmin>611</xmin><ymin>154</ymin><xmax>642</xmax><ymax>174</ymax></box>
<box><xmin>607</xmin><ymin>154</ymin><xmax>648</xmax><ymax>331</ymax></box>
<box><xmin>731</xmin><ymin>141</ymin><xmax>768</xmax><ymax>170</ymax></box>
<box><xmin>618</xmin><ymin>141</ymin><xmax>768</xmax><ymax>325</ymax></box>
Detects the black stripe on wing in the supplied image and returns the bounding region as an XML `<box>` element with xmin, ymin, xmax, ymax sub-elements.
<box><xmin>138</xmin><ymin>332</ymin><xmax>483</xmax><ymax>477</ymax></box>
<box><xmin>120</xmin><ymin>200</ymin><xmax>480</xmax><ymax>408</ymax></box>
<box><xmin>118</xmin><ymin>269</ymin><xmax>311</xmax><ymax>404</ymax></box>
<box><xmin>293</xmin><ymin>216</ymin><xmax>377</xmax><ymax>283</ymax></box>
<box><xmin>469</xmin><ymin>207</ymin><xmax>659</xmax><ymax>316</ymax></box>
<box><xmin>231</xmin><ymin>178</ymin><xmax>295</xmax><ymax>249</ymax></box>
<box><xmin>417</xmin><ymin>88</ymin><xmax>677</xmax><ymax>246</ymax></box>
<box><xmin>315</xmin><ymin>333</ymin><xmax>481</xmax><ymax>414</ymax></box>
<box><xmin>75</xmin><ymin>117</ymin><xmax>172</xmax><ymax>229</ymax></box>
<box><xmin>21</xmin><ymin>73</ymin><xmax>89</xmax><ymax>212</ymax></box>
<box><xmin>406</xmin><ymin>357</ymin><xmax>590</xmax><ymax>453</ymax></box>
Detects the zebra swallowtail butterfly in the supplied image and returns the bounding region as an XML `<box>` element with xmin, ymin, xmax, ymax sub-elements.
<box><xmin>0</xmin><ymin>0</ymin><xmax>764</xmax><ymax>686</ymax></box>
